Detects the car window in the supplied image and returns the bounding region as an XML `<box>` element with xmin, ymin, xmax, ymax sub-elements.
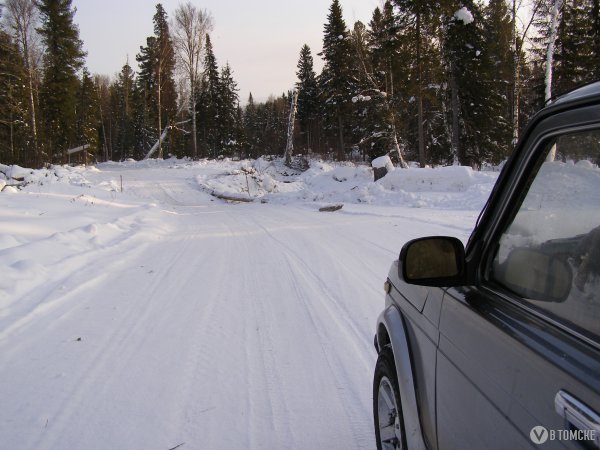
<box><xmin>491</xmin><ymin>128</ymin><xmax>600</xmax><ymax>340</ymax></box>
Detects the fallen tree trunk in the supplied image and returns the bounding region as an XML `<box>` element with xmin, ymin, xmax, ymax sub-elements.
<box><xmin>210</xmin><ymin>191</ymin><xmax>255</xmax><ymax>203</ymax></box>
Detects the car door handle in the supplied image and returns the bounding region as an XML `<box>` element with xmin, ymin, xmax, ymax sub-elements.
<box><xmin>555</xmin><ymin>390</ymin><xmax>600</xmax><ymax>447</ymax></box>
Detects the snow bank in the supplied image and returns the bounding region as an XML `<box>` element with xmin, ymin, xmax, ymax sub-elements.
<box><xmin>193</xmin><ymin>158</ymin><xmax>497</xmax><ymax>211</ymax></box>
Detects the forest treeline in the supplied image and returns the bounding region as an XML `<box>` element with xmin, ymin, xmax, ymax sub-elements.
<box><xmin>0</xmin><ymin>0</ymin><xmax>599</xmax><ymax>168</ymax></box>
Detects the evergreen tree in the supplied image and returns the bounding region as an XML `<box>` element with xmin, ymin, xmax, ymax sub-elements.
<box><xmin>74</xmin><ymin>68</ymin><xmax>98</xmax><ymax>163</ymax></box>
<box><xmin>444</xmin><ymin>2</ymin><xmax>492</xmax><ymax>167</ymax></box>
<box><xmin>113</xmin><ymin>61</ymin><xmax>136</xmax><ymax>159</ymax></box>
<box><xmin>4</xmin><ymin>0</ymin><xmax>41</xmax><ymax>166</ymax></box>
<box><xmin>136</xmin><ymin>36</ymin><xmax>159</xmax><ymax>156</ymax></box>
<box><xmin>152</xmin><ymin>3</ymin><xmax>177</xmax><ymax>158</ymax></box>
<box><xmin>319</xmin><ymin>0</ymin><xmax>357</xmax><ymax>160</ymax></box>
<box><xmin>393</xmin><ymin>0</ymin><xmax>442</xmax><ymax>166</ymax></box>
<box><xmin>0</xmin><ymin>26</ymin><xmax>28</xmax><ymax>165</ymax></box>
<box><xmin>369</xmin><ymin>1</ymin><xmax>400</xmax><ymax>90</ymax></box>
<box><xmin>391</xmin><ymin>0</ymin><xmax>449</xmax><ymax>165</ymax></box>
<box><xmin>37</xmin><ymin>0</ymin><xmax>85</xmax><ymax>162</ymax></box>
<box><xmin>364</xmin><ymin>3</ymin><xmax>413</xmax><ymax>163</ymax></box>
<box><xmin>243</xmin><ymin>93</ymin><xmax>259</xmax><ymax>158</ymax></box>
<box><xmin>217</xmin><ymin>62</ymin><xmax>240</xmax><ymax>155</ymax></box>
<box><xmin>295</xmin><ymin>44</ymin><xmax>319</xmax><ymax>152</ymax></box>
<box><xmin>482</xmin><ymin>0</ymin><xmax>514</xmax><ymax>161</ymax></box>
<box><xmin>256</xmin><ymin>94</ymin><xmax>289</xmax><ymax>156</ymax></box>
<box><xmin>554</xmin><ymin>0</ymin><xmax>598</xmax><ymax>93</ymax></box>
<box><xmin>197</xmin><ymin>33</ymin><xmax>220</xmax><ymax>157</ymax></box>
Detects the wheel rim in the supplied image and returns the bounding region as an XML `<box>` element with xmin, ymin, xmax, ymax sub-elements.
<box><xmin>378</xmin><ymin>375</ymin><xmax>402</xmax><ymax>450</ymax></box>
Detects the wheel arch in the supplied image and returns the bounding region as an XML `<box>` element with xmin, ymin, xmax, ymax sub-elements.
<box><xmin>376</xmin><ymin>305</ymin><xmax>427</xmax><ymax>450</ymax></box>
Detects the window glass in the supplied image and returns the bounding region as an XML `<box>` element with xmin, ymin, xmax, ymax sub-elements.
<box><xmin>491</xmin><ymin>129</ymin><xmax>600</xmax><ymax>340</ymax></box>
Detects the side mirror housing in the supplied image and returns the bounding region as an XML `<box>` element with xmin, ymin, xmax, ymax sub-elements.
<box><xmin>399</xmin><ymin>237</ymin><xmax>466</xmax><ymax>287</ymax></box>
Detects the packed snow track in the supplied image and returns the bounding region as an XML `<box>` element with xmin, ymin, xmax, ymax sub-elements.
<box><xmin>0</xmin><ymin>159</ymin><xmax>490</xmax><ymax>449</ymax></box>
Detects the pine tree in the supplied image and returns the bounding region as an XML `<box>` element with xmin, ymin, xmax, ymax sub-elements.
<box><xmin>295</xmin><ymin>44</ymin><xmax>319</xmax><ymax>152</ymax></box>
<box><xmin>37</xmin><ymin>0</ymin><xmax>85</xmax><ymax>162</ymax></box>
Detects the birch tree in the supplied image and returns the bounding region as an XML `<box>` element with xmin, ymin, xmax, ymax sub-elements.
<box><xmin>4</xmin><ymin>0</ymin><xmax>41</xmax><ymax>166</ymax></box>
<box><xmin>511</xmin><ymin>0</ymin><xmax>543</xmax><ymax>145</ymax></box>
<box><xmin>544</xmin><ymin>0</ymin><xmax>563</xmax><ymax>102</ymax></box>
<box><xmin>172</xmin><ymin>2</ymin><xmax>212</xmax><ymax>159</ymax></box>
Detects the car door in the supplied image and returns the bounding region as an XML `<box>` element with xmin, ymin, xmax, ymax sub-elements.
<box><xmin>435</xmin><ymin>115</ymin><xmax>600</xmax><ymax>449</ymax></box>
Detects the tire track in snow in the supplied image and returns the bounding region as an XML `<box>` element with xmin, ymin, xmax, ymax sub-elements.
<box><xmin>249</xmin><ymin>214</ymin><xmax>375</xmax><ymax>369</ymax></box>
<box><xmin>235</xmin><ymin>221</ymin><xmax>296</xmax><ymax>450</ymax></box>
<box><xmin>26</xmin><ymin>233</ymin><xmax>199</xmax><ymax>450</ymax></box>
<box><xmin>233</xmin><ymin>208</ymin><xmax>375</xmax><ymax>448</ymax></box>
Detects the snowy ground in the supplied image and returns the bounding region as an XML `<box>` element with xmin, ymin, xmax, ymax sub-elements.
<box><xmin>0</xmin><ymin>158</ymin><xmax>497</xmax><ymax>450</ymax></box>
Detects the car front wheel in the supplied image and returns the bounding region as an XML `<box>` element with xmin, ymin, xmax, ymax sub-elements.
<box><xmin>374</xmin><ymin>346</ymin><xmax>406</xmax><ymax>450</ymax></box>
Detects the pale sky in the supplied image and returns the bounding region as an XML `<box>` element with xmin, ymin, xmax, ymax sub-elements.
<box><xmin>73</xmin><ymin>0</ymin><xmax>380</xmax><ymax>103</ymax></box>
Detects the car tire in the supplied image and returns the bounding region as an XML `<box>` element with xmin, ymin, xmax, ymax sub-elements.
<box><xmin>374</xmin><ymin>346</ymin><xmax>406</xmax><ymax>450</ymax></box>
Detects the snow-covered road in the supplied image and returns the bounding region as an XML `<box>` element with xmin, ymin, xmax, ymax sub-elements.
<box><xmin>0</xmin><ymin>160</ymin><xmax>489</xmax><ymax>449</ymax></box>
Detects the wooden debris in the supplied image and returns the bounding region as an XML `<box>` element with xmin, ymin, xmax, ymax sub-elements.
<box><xmin>210</xmin><ymin>191</ymin><xmax>254</xmax><ymax>203</ymax></box>
<box><xmin>319</xmin><ymin>204</ymin><xmax>343</xmax><ymax>212</ymax></box>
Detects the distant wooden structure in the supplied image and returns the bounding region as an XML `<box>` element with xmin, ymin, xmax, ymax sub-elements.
<box><xmin>67</xmin><ymin>144</ymin><xmax>90</xmax><ymax>165</ymax></box>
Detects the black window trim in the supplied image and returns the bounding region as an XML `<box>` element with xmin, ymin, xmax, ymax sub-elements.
<box><xmin>477</xmin><ymin>121</ymin><xmax>600</xmax><ymax>350</ymax></box>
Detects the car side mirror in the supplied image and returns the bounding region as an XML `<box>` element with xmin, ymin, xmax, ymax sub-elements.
<box><xmin>498</xmin><ymin>247</ymin><xmax>572</xmax><ymax>302</ymax></box>
<box><xmin>400</xmin><ymin>237</ymin><xmax>466</xmax><ymax>287</ymax></box>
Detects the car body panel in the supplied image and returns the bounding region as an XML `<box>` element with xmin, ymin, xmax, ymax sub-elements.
<box><xmin>374</xmin><ymin>81</ymin><xmax>600</xmax><ymax>450</ymax></box>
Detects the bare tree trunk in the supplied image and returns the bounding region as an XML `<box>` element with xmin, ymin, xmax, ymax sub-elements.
<box><xmin>450</xmin><ymin>70</ymin><xmax>461</xmax><ymax>165</ymax></box>
<box><xmin>545</xmin><ymin>0</ymin><xmax>563</xmax><ymax>162</ymax></box>
<box><xmin>351</xmin><ymin>29</ymin><xmax>408</xmax><ymax>167</ymax></box>
<box><xmin>387</xmin><ymin>69</ymin><xmax>408</xmax><ymax>168</ymax></box>
<box><xmin>284</xmin><ymin>90</ymin><xmax>299</xmax><ymax>166</ymax></box>
<box><xmin>191</xmin><ymin>83</ymin><xmax>197</xmax><ymax>158</ymax></box>
<box><xmin>416</xmin><ymin>11</ymin><xmax>425</xmax><ymax>168</ymax></box>
<box><xmin>173</xmin><ymin>3</ymin><xmax>213</xmax><ymax>160</ymax></box>
<box><xmin>545</xmin><ymin>0</ymin><xmax>563</xmax><ymax>103</ymax></box>
<box><xmin>512</xmin><ymin>0</ymin><xmax>520</xmax><ymax>146</ymax></box>
<box><xmin>158</xmin><ymin>67</ymin><xmax>163</xmax><ymax>159</ymax></box>
<box><xmin>337</xmin><ymin>106</ymin><xmax>345</xmax><ymax>161</ymax></box>
<box><xmin>5</xmin><ymin>0</ymin><xmax>40</xmax><ymax>166</ymax></box>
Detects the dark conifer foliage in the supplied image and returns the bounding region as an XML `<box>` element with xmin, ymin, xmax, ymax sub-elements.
<box><xmin>295</xmin><ymin>44</ymin><xmax>319</xmax><ymax>153</ymax></box>
<box><xmin>217</xmin><ymin>63</ymin><xmax>240</xmax><ymax>154</ymax></box>
<box><xmin>37</xmin><ymin>0</ymin><xmax>85</xmax><ymax>162</ymax></box>
<box><xmin>0</xmin><ymin>26</ymin><xmax>29</xmax><ymax>165</ymax></box>
<box><xmin>0</xmin><ymin>1</ymin><xmax>596</xmax><ymax>167</ymax></box>
<box><xmin>319</xmin><ymin>0</ymin><xmax>357</xmax><ymax>160</ymax></box>
<box><xmin>553</xmin><ymin>0</ymin><xmax>598</xmax><ymax>93</ymax></box>
<box><xmin>196</xmin><ymin>33</ymin><xmax>220</xmax><ymax>157</ymax></box>
<box><xmin>74</xmin><ymin>68</ymin><xmax>99</xmax><ymax>163</ymax></box>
